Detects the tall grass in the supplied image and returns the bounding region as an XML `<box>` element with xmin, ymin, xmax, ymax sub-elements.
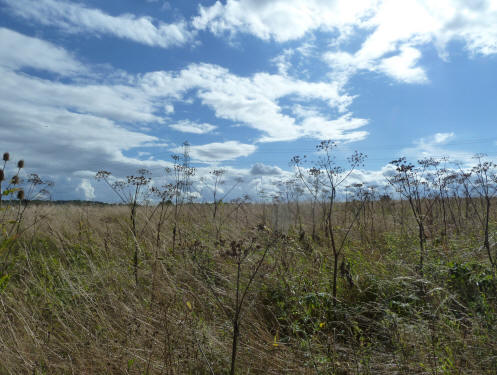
<box><xmin>0</xmin><ymin>198</ymin><xmax>496</xmax><ymax>374</ymax></box>
<box><xmin>1</xmin><ymin>148</ymin><xmax>497</xmax><ymax>373</ymax></box>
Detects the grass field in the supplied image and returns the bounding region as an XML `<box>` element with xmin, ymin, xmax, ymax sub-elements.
<box><xmin>1</xmin><ymin>194</ymin><xmax>496</xmax><ymax>374</ymax></box>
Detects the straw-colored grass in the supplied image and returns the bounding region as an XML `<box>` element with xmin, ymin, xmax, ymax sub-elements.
<box><xmin>0</xmin><ymin>200</ymin><xmax>496</xmax><ymax>374</ymax></box>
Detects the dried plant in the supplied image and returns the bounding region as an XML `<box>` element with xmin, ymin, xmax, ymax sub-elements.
<box><xmin>96</xmin><ymin>168</ymin><xmax>151</xmax><ymax>285</ymax></box>
<box><xmin>292</xmin><ymin>140</ymin><xmax>367</xmax><ymax>302</ymax></box>
<box><xmin>387</xmin><ymin>157</ymin><xmax>438</xmax><ymax>274</ymax></box>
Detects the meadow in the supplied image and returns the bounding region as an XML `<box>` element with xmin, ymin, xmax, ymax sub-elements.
<box><xmin>1</xmin><ymin>149</ymin><xmax>497</xmax><ymax>374</ymax></box>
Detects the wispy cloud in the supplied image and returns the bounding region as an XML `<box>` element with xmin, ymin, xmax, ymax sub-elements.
<box><xmin>172</xmin><ymin>141</ymin><xmax>257</xmax><ymax>163</ymax></box>
<box><xmin>169</xmin><ymin>120</ymin><xmax>217</xmax><ymax>134</ymax></box>
<box><xmin>0</xmin><ymin>28</ymin><xmax>84</xmax><ymax>75</ymax></box>
<box><xmin>328</xmin><ymin>0</ymin><xmax>497</xmax><ymax>82</ymax></box>
<box><xmin>400</xmin><ymin>132</ymin><xmax>476</xmax><ymax>166</ymax></box>
<box><xmin>195</xmin><ymin>0</ymin><xmax>497</xmax><ymax>85</ymax></box>
<box><xmin>0</xmin><ymin>29</ymin><xmax>367</xmax><ymax>186</ymax></box>
<box><xmin>3</xmin><ymin>0</ymin><xmax>194</xmax><ymax>48</ymax></box>
<box><xmin>193</xmin><ymin>0</ymin><xmax>375</xmax><ymax>42</ymax></box>
<box><xmin>142</xmin><ymin>64</ymin><xmax>367</xmax><ymax>142</ymax></box>
<box><xmin>0</xmin><ymin>29</ymin><xmax>172</xmax><ymax>202</ymax></box>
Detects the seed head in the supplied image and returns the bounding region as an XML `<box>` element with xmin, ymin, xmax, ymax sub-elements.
<box><xmin>0</xmin><ymin>170</ymin><xmax>4</xmax><ymax>181</ymax></box>
<box><xmin>17</xmin><ymin>190</ymin><xmax>24</xmax><ymax>200</ymax></box>
<box><xmin>17</xmin><ymin>160</ymin><xmax>24</xmax><ymax>169</ymax></box>
<box><xmin>3</xmin><ymin>152</ymin><xmax>9</xmax><ymax>162</ymax></box>
<box><xmin>11</xmin><ymin>175</ymin><xmax>20</xmax><ymax>185</ymax></box>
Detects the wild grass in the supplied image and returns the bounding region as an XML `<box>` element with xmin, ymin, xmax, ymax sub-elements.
<box><xmin>0</xmin><ymin>197</ymin><xmax>496</xmax><ymax>374</ymax></box>
<box><xmin>1</xmin><ymin>145</ymin><xmax>497</xmax><ymax>373</ymax></box>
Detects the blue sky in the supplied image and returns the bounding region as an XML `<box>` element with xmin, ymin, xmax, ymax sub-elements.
<box><xmin>0</xmin><ymin>0</ymin><xmax>496</xmax><ymax>201</ymax></box>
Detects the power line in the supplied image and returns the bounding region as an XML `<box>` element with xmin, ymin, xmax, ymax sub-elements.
<box><xmin>139</xmin><ymin>151</ymin><xmax>497</xmax><ymax>167</ymax></box>
<box><xmin>147</xmin><ymin>137</ymin><xmax>496</xmax><ymax>159</ymax></box>
<box><xmin>125</xmin><ymin>137</ymin><xmax>497</xmax><ymax>166</ymax></box>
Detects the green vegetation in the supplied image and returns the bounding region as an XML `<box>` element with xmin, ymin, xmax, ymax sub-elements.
<box><xmin>1</xmin><ymin>148</ymin><xmax>497</xmax><ymax>374</ymax></box>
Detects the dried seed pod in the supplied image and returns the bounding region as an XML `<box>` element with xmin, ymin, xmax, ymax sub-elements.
<box><xmin>11</xmin><ymin>175</ymin><xmax>19</xmax><ymax>185</ymax></box>
<box><xmin>17</xmin><ymin>160</ymin><xmax>24</xmax><ymax>169</ymax></box>
<box><xmin>2</xmin><ymin>152</ymin><xmax>9</xmax><ymax>162</ymax></box>
<box><xmin>17</xmin><ymin>190</ymin><xmax>24</xmax><ymax>200</ymax></box>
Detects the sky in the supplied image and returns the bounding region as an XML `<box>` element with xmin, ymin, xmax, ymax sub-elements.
<box><xmin>0</xmin><ymin>0</ymin><xmax>497</xmax><ymax>201</ymax></box>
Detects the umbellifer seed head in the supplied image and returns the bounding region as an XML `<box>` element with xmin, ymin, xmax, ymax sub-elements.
<box><xmin>17</xmin><ymin>160</ymin><xmax>24</xmax><ymax>169</ymax></box>
<box><xmin>3</xmin><ymin>152</ymin><xmax>9</xmax><ymax>162</ymax></box>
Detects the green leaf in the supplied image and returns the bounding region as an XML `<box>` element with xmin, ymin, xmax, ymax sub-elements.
<box><xmin>127</xmin><ymin>359</ymin><xmax>135</xmax><ymax>370</ymax></box>
<box><xmin>2</xmin><ymin>188</ymin><xmax>20</xmax><ymax>196</ymax></box>
<box><xmin>0</xmin><ymin>235</ymin><xmax>18</xmax><ymax>253</ymax></box>
<box><xmin>0</xmin><ymin>274</ymin><xmax>9</xmax><ymax>292</ymax></box>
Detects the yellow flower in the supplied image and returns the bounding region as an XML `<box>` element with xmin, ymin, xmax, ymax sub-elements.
<box><xmin>273</xmin><ymin>331</ymin><xmax>279</xmax><ymax>347</ymax></box>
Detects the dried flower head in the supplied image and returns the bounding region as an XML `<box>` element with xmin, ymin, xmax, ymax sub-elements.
<box><xmin>28</xmin><ymin>174</ymin><xmax>43</xmax><ymax>185</ymax></box>
<box><xmin>17</xmin><ymin>190</ymin><xmax>24</xmax><ymax>200</ymax></box>
<box><xmin>17</xmin><ymin>160</ymin><xmax>24</xmax><ymax>169</ymax></box>
<box><xmin>11</xmin><ymin>175</ymin><xmax>20</xmax><ymax>185</ymax></box>
<box><xmin>3</xmin><ymin>152</ymin><xmax>9</xmax><ymax>162</ymax></box>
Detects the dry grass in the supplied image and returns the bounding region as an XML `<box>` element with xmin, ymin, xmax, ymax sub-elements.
<box><xmin>0</xmin><ymin>200</ymin><xmax>496</xmax><ymax>374</ymax></box>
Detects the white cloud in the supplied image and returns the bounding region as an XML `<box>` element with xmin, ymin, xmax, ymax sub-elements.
<box><xmin>0</xmin><ymin>28</ymin><xmax>370</xmax><ymax>200</ymax></box>
<box><xmin>401</xmin><ymin>132</ymin><xmax>475</xmax><ymax>166</ymax></box>
<box><xmin>186</xmin><ymin>164</ymin><xmax>294</xmax><ymax>202</ymax></box>
<box><xmin>378</xmin><ymin>45</ymin><xmax>428</xmax><ymax>83</ymax></box>
<box><xmin>347</xmin><ymin>164</ymin><xmax>398</xmax><ymax>187</ymax></box>
<box><xmin>321</xmin><ymin>0</ymin><xmax>438</xmax><ymax>82</ymax></box>
<box><xmin>3</xmin><ymin>0</ymin><xmax>194</xmax><ymax>48</ymax></box>
<box><xmin>172</xmin><ymin>141</ymin><xmax>257</xmax><ymax>163</ymax></box>
<box><xmin>409</xmin><ymin>132</ymin><xmax>455</xmax><ymax>150</ymax></box>
<box><xmin>271</xmin><ymin>49</ymin><xmax>295</xmax><ymax>76</ymax></box>
<box><xmin>0</xmin><ymin>28</ymin><xmax>84</xmax><ymax>75</ymax></box>
<box><xmin>76</xmin><ymin>179</ymin><xmax>95</xmax><ymax>200</ymax></box>
<box><xmin>0</xmin><ymin>30</ymin><xmax>366</xmax><ymax>179</ymax></box>
<box><xmin>1</xmin><ymin>68</ymin><xmax>163</xmax><ymax>123</ymax></box>
<box><xmin>431</xmin><ymin>132</ymin><xmax>455</xmax><ymax>145</ymax></box>
<box><xmin>300</xmin><ymin>114</ymin><xmax>369</xmax><ymax>143</ymax></box>
<box><xmin>194</xmin><ymin>1</ymin><xmax>497</xmax><ymax>84</ymax></box>
<box><xmin>330</xmin><ymin>0</ymin><xmax>497</xmax><ymax>82</ymax></box>
<box><xmin>0</xmin><ymin>30</ymin><xmax>174</xmax><ymax>200</ymax></box>
<box><xmin>437</xmin><ymin>0</ymin><xmax>497</xmax><ymax>56</ymax></box>
<box><xmin>141</xmin><ymin>63</ymin><xmax>367</xmax><ymax>142</ymax></box>
<box><xmin>169</xmin><ymin>120</ymin><xmax>217</xmax><ymax>134</ymax></box>
<box><xmin>0</xmin><ymin>87</ymin><xmax>166</xmax><ymax>173</ymax></box>
<box><xmin>1</xmin><ymin>39</ymin><xmax>363</xmax><ymax>146</ymax></box>
<box><xmin>250</xmin><ymin>163</ymin><xmax>283</xmax><ymax>176</ymax></box>
<box><xmin>193</xmin><ymin>0</ymin><xmax>376</xmax><ymax>42</ymax></box>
